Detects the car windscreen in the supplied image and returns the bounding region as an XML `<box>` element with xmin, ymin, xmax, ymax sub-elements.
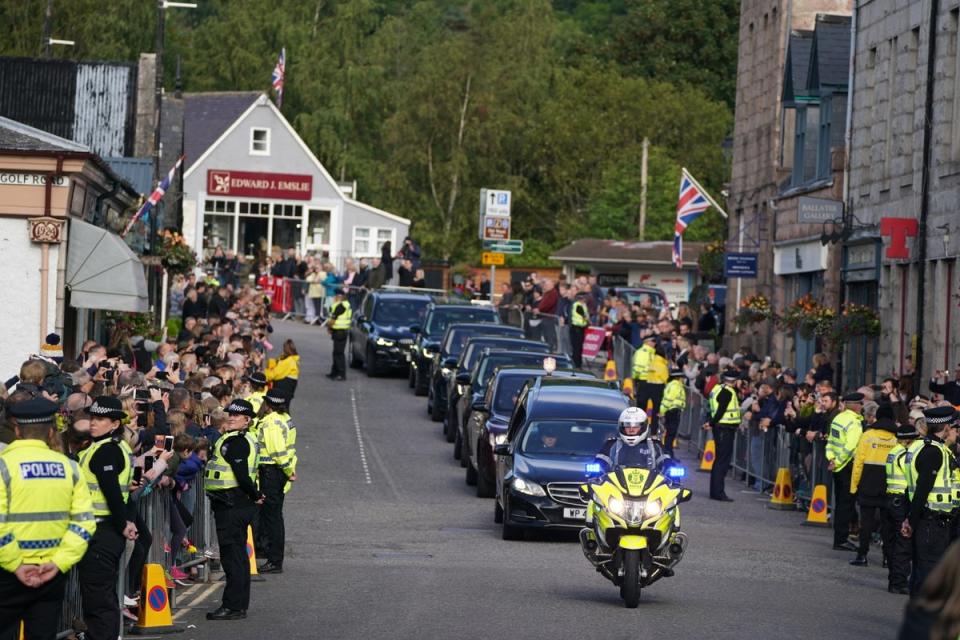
<box><xmin>372</xmin><ymin>299</ymin><xmax>429</xmax><ymax>326</ymax></box>
<box><xmin>478</xmin><ymin>354</ymin><xmax>574</xmax><ymax>387</ymax></box>
<box><xmin>519</xmin><ymin>420</ymin><xmax>619</xmax><ymax>457</ymax></box>
<box><xmin>618</xmin><ymin>290</ymin><xmax>665</xmax><ymax>310</ymax></box>
<box><xmin>462</xmin><ymin>341</ymin><xmax>548</xmax><ymax>371</ymax></box>
<box><xmin>443</xmin><ymin>326</ymin><xmax>518</xmax><ymax>356</ymax></box>
<box><xmin>425</xmin><ymin>308</ymin><xmax>497</xmax><ymax>336</ymax></box>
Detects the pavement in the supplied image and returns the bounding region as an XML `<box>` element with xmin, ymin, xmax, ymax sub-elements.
<box><xmin>170</xmin><ymin>320</ymin><xmax>905</xmax><ymax>640</ymax></box>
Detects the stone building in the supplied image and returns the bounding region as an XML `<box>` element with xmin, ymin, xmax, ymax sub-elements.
<box><xmin>846</xmin><ymin>0</ymin><xmax>960</xmax><ymax>389</ymax></box>
<box><xmin>728</xmin><ymin>0</ymin><xmax>852</xmax><ymax>373</ymax></box>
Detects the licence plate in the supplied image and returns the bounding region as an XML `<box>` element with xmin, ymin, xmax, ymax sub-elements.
<box><xmin>563</xmin><ymin>508</ymin><xmax>587</xmax><ymax>520</ymax></box>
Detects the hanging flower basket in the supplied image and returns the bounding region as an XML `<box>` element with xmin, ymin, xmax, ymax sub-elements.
<box><xmin>779</xmin><ymin>294</ymin><xmax>835</xmax><ymax>340</ymax></box>
<box><xmin>156</xmin><ymin>230</ymin><xmax>198</xmax><ymax>276</ymax></box>
<box><xmin>830</xmin><ymin>303</ymin><xmax>880</xmax><ymax>342</ymax></box>
<box><xmin>735</xmin><ymin>293</ymin><xmax>774</xmax><ymax>328</ymax></box>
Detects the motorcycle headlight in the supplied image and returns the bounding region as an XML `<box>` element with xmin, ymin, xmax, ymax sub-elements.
<box><xmin>512</xmin><ymin>475</ymin><xmax>546</xmax><ymax>497</ymax></box>
<box><xmin>376</xmin><ymin>337</ymin><xmax>396</xmax><ymax>347</ymax></box>
<box><xmin>644</xmin><ymin>499</ymin><xmax>662</xmax><ymax>518</ymax></box>
<box><xmin>608</xmin><ymin>496</ymin><xmax>625</xmax><ymax>516</ymax></box>
<box><xmin>489</xmin><ymin>433</ymin><xmax>508</xmax><ymax>447</ymax></box>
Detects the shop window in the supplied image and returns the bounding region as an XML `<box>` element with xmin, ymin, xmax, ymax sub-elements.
<box><xmin>308</xmin><ymin>209</ymin><xmax>331</xmax><ymax>248</ymax></box>
<box><xmin>250</xmin><ymin>128</ymin><xmax>270</xmax><ymax>156</ymax></box>
<box><xmin>203</xmin><ymin>215</ymin><xmax>234</xmax><ymax>257</ymax></box>
<box><xmin>204</xmin><ymin>199</ymin><xmax>236</xmax><ymax>214</ymax></box>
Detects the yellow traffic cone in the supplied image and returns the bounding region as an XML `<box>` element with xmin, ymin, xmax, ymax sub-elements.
<box><xmin>622</xmin><ymin>378</ymin><xmax>635</xmax><ymax>399</ymax></box>
<box><xmin>604</xmin><ymin>359</ymin><xmax>618</xmax><ymax>381</ymax></box>
<box><xmin>698</xmin><ymin>434</ymin><xmax>716</xmax><ymax>472</ymax></box>
<box><xmin>803</xmin><ymin>484</ymin><xmax>831</xmax><ymax>526</ymax></box>
<box><xmin>768</xmin><ymin>467</ymin><xmax>796</xmax><ymax>510</ymax></box>
<box><xmin>246</xmin><ymin>525</ymin><xmax>267</xmax><ymax>582</ymax></box>
<box><xmin>129</xmin><ymin>563</ymin><xmax>181</xmax><ymax>635</ymax></box>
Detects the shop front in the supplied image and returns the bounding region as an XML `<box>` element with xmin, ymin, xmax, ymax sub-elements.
<box><xmin>774</xmin><ymin>239</ymin><xmax>829</xmax><ymax>373</ymax></box>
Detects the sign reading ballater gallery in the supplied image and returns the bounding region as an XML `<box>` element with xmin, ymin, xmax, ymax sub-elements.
<box><xmin>207</xmin><ymin>169</ymin><xmax>313</xmax><ymax>200</ymax></box>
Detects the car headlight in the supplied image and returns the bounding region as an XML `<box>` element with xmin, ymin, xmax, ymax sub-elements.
<box><xmin>644</xmin><ymin>499</ymin><xmax>662</xmax><ymax>518</ymax></box>
<box><xmin>608</xmin><ymin>496</ymin><xmax>625</xmax><ymax>516</ymax></box>
<box><xmin>512</xmin><ymin>475</ymin><xmax>546</xmax><ymax>497</ymax></box>
<box><xmin>376</xmin><ymin>337</ymin><xmax>395</xmax><ymax>347</ymax></box>
<box><xmin>489</xmin><ymin>433</ymin><xmax>508</xmax><ymax>447</ymax></box>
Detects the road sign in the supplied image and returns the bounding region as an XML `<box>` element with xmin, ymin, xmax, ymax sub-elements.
<box><xmin>482</xmin><ymin>252</ymin><xmax>505</xmax><ymax>266</ymax></box>
<box><xmin>481</xmin><ymin>215</ymin><xmax>511</xmax><ymax>241</ymax></box>
<box><xmin>481</xmin><ymin>189</ymin><xmax>511</xmax><ymax>217</ymax></box>
<box><xmin>724</xmin><ymin>252</ymin><xmax>758</xmax><ymax>278</ymax></box>
<box><xmin>483</xmin><ymin>239</ymin><xmax>523</xmax><ymax>254</ymax></box>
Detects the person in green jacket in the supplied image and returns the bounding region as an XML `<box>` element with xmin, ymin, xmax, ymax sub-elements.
<box><xmin>827</xmin><ymin>392</ymin><xmax>865</xmax><ymax>551</ymax></box>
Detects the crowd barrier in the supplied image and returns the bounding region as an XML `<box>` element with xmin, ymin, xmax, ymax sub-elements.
<box><xmin>53</xmin><ymin>483</ymin><xmax>216</xmax><ymax>638</ymax></box>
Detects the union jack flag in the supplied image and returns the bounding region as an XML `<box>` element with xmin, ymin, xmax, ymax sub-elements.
<box><xmin>672</xmin><ymin>169</ymin><xmax>716</xmax><ymax>268</ymax></box>
<box><xmin>122</xmin><ymin>155</ymin><xmax>184</xmax><ymax>238</ymax></box>
<box><xmin>272</xmin><ymin>48</ymin><xmax>285</xmax><ymax>108</ymax></box>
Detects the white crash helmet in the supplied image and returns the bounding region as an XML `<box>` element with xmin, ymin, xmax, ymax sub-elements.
<box><xmin>618</xmin><ymin>407</ymin><xmax>649</xmax><ymax>446</ymax></box>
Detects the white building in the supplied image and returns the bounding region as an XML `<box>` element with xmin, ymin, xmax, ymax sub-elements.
<box><xmin>181</xmin><ymin>92</ymin><xmax>409</xmax><ymax>267</ymax></box>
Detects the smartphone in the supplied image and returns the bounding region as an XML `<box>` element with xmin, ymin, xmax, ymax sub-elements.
<box><xmin>172</xmin><ymin>362</ymin><xmax>180</xmax><ymax>372</ymax></box>
<box><xmin>155</xmin><ymin>371</ymin><xmax>169</xmax><ymax>381</ymax></box>
<box><xmin>133</xmin><ymin>467</ymin><xmax>143</xmax><ymax>484</ymax></box>
<box><xmin>163</xmin><ymin>436</ymin><xmax>174</xmax><ymax>452</ymax></box>
<box><xmin>137</xmin><ymin>411</ymin><xmax>148</xmax><ymax>428</ymax></box>
<box><xmin>144</xmin><ymin>456</ymin><xmax>154</xmax><ymax>472</ymax></box>
<box><xmin>135</xmin><ymin>389</ymin><xmax>150</xmax><ymax>402</ymax></box>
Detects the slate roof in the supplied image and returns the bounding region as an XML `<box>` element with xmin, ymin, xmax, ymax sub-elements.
<box><xmin>183</xmin><ymin>92</ymin><xmax>260</xmax><ymax>169</ymax></box>
<box><xmin>549</xmin><ymin>239</ymin><xmax>706</xmax><ymax>267</ymax></box>
<box><xmin>0</xmin><ymin>115</ymin><xmax>89</xmax><ymax>153</ymax></box>
<box><xmin>808</xmin><ymin>14</ymin><xmax>852</xmax><ymax>90</ymax></box>
<box><xmin>782</xmin><ymin>31</ymin><xmax>814</xmax><ymax>105</ymax></box>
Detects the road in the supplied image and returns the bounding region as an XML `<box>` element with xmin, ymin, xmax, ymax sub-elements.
<box><xmin>173</xmin><ymin>320</ymin><xmax>904</xmax><ymax>640</ymax></box>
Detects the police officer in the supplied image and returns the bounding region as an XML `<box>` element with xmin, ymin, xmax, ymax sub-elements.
<box><xmin>902</xmin><ymin>406</ymin><xmax>959</xmax><ymax>596</ymax></box>
<box><xmin>326</xmin><ymin>288</ymin><xmax>352</xmax><ymax>381</ymax></box>
<box><xmin>244</xmin><ymin>371</ymin><xmax>268</xmax><ymax>416</ymax></box>
<box><xmin>597</xmin><ymin>408</ymin><xmax>668</xmax><ymax>470</ymax></box>
<box><xmin>826</xmin><ymin>392</ymin><xmax>864</xmax><ymax>551</ymax></box>
<box><xmin>660</xmin><ymin>369</ymin><xmax>687</xmax><ymax>458</ymax></box>
<box><xmin>704</xmin><ymin>369</ymin><xmax>742</xmax><ymax>502</ymax></box>
<box><xmin>0</xmin><ymin>398</ymin><xmax>96</xmax><ymax>640</ymax></box>
<box><xmin>884</xmin><ymin>422</ymin><xmax>918</xmax><ymax>594</ymax></box>
<box><xmin>631</xmin><ymin>335</ymin><xmax>657</xmax><ymax>411</ymax></box>
<box><xmin>77</xmin><ymin>396</ymin><xmax>136</xmax><ymax>640</ymax></box>
<box><xmin>569</xmin><ymin>292</ymin><xmax>589</xmax><ymax>368</ymax></box>
<box><xmin>205</xmin><ymin>399</ymin><xmax>263</xmax><ymax>620</ymax></box>
<box><xmin>256</xmin><ymin>387</ymin><xmax>297</xmax><ymax>574</ymax></box>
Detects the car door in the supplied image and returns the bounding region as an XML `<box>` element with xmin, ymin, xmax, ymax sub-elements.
<box><xmin>495</xmin><ymin>387</ymin><xmax>529</xmax><ymax>501</ymax></box>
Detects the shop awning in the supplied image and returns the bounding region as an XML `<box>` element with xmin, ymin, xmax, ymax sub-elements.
<box><xmin>67</xmin><ymin>219</ymin><xmax>148</xmax><ymax>312</ymax></box>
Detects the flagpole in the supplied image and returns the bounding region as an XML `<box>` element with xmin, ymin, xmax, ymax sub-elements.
<box><xmin>682</xmin><ymin>167</ymin><xmax>728</xmax><ymax>218</ymax></box>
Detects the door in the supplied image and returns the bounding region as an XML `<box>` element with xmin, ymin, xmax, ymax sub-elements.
<box><xmin>844</xmin><ymin>282</ymin><xmax>879</xmax><ymax>390</ymax></box>
<box><xmin>792</xmin><ymin>272</ymin><xmax>824</xmax><ymax>374</ymax></box>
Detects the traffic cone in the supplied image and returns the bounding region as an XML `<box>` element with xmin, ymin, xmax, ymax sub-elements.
<box><xmin>803</xmin><ymin>484</ymin><xmax>831</xmax><ymax>526</ymax></box>
<box><xmin>698</xmin><ymin>434</ymin><xmax>716</xmax><ymax>472</ymax></box>
<box><xmin>129</xmin><ymin>563</ymin><xmax>182</xmax><ymax>635</ymax></box>
<box><xmin>604</xmin><ymin>359</ymin><xmax>617</xmax><ymax>381</ymax></box>
<box><xmin>622</xmin><ymin>378</ymin><xmax>635</xmax><ymax>399</ymax></box>
<box><xmin>247</xmin><ymin>525</ymin><xmax>266</xmax><ymax>582</ymax></box>
<box><xmin>768</xmin><ymin>467</ymin><xmax>796</xmax><ymax>510</ymax></box>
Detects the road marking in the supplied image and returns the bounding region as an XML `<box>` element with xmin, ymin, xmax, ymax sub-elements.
<box><xmin>350</xmin><ymin>389</ymin><xmax>373</xmax><ymax>484</ymax></box>
<box><xmin>172</xmin><ymin>581</ymin><xmax>221</xmax><ymax>620</ymax></box>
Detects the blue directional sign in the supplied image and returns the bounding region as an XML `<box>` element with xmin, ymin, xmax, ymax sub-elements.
<box><xmin>724</xmin><ymin>252</ymin><xmax>758</xmax><ymax>278</ymax></box>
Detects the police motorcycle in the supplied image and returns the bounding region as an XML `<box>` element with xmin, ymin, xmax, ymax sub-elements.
<box><xmin>578</xmin><ymin>408</ymin><xmax>691</xmax><ymax>608</ymax></box>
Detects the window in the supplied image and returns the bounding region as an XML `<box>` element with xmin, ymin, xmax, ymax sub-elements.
<box><xmin>377</xmin><ymin>228</ymin><xmax>394</xmax><ymax>253</ymax></box>
<box><xmin>352</xmin><ymin>226</ymin><xmax>396</xmax><ymax>257</ymax></box>
<box><xmin>250</xmin><ymin>127</ymin><xmax>270</xmax><ymax>155</ymax></box>
<box><xmin>818</xmin><ymin>96</ymin><xmax>832</xmax><ymax>179</ymax></box>
<box><xmin>353</xmin><ymin>227</ymin><xmax>371</xmax><ymax>256</ymax></box>
<box><xmin>238</xmin><ymin>201</ymin><xmax>270</xmax><ymax>216</ymax></box>
<box><xmin>204</xmin><ymin>199</ymin><xmax>236</xmax><ymax>214</ymax></box>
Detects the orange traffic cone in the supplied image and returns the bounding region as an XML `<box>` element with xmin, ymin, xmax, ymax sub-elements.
<box><xmin>129</xmin><ymin>563</ymin><xmax>182</xmax><ymax>635</ymax></box>
<box><xmin>622</xmin><ymin>378</ymin><xmax>635</xmax><ymax>399</ymax></box>
<box><xmin>698</xmin><ymin>434</ymin><xmax>716</xmax><ymax>472</ymax></box>
<box><xmin>803</xmin><ymin>484</ymin><xmax>830</xmax><ymax>526</ymax></box>
<box><xmin>768</xmin><ymin>467</ymin><xmax>796</xmax><ymax>510</ymax></box>
<box><xmin>604</xmin><ymin>359</ymin><xmax>618</xmax><ymax>381</ymax></box>
<box><xmin>246</xmin><ymin>525</ymin><xmax>266</xmax><ymax>581</ymax></box>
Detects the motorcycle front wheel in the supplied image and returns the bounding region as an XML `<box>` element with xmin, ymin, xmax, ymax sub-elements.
<box><xmin>620</xmin><ymin>549</ymin><xmax>641</xmax><ymax>608</ymax></box>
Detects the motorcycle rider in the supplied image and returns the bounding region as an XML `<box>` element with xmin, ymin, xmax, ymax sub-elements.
<box><xmin>597</xmin><ymin>407</ymin><xmax>670</xmax><ymax>470</ymax></box>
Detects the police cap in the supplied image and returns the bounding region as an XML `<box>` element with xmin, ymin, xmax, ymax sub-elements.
<box><xmin>922</xmin><ymin>405</ymin><xmax>957</xmax><ymax>426</ymax></box>
<box><xmin>896</xmin><ymin>424</ymin><xmax>920</xmax><ymax>440</ymax></box>
<box><xmin>89</xmin><ymin>395</ymin><xmax>126</xmax><ymax>420</ymax></box>
<box><xmin>669</xmin><ymin>369</ymin><xmax>685</xmax><ymax>378</ymax></box>
<box><xmin>225</xmin><ymin>399</ymin><xmax>256</xmax><ymax>417</ymax></box>
<box><xmin>721</xmin><ymin>369</ymin><xmax>740</xmax><ymax>381</ymax></box>
<box><xmin>265</xmin><ymin>387</ymin><xmax>293</xmax><ymax>406</ymax></box>
<box><xmin>244</xmin><ymin>371</ymin><xmax>268</xmax><ymax>387</ymax></box>
<box><xmin>7</xmin><ymin>397</ymin><xmax>58</xmax><ymax>424</ymax></box>
<box><xmin>841</xmin><ymin>392</ymin><xmax>865</xmax><ymax>403</ymax></box>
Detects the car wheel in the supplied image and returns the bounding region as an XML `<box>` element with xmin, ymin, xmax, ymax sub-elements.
<box><xmin>365</xmin><ymin>345</ymin><xmax>380</xmax><ymax>377</ymax></box>
<box><xmin>501</xmin><ymin>496</ymin><xmax>523</xmax><ymax>541</ymax></box>
<box><xmin>408</xmin><ymin>366</ymin><xmax>416</xmax><ymax>388</ymax></box>
<box><xmin>476</xmin><ymin>451</ymin><xmax>495</xmax><ymax>498</ymax></box>
<box><xmin>431</xmin><ymin>387</ymin><xmax>445</xmax><ymax>423</ymax></box>
<box><xmin>494</xmin><ymin>497</ymin><xmax>504</xmax><ymax>523</ymax></box>
<box><xmin>465</xmin><ymin>455</ymin><xmax>478</xmax><ymax>486</ymax></box>
<box><xmin>453</xmin><ymin>429</ymin><xmax>464</xmax><ymax>463</ymax></box>
<box><xmin>414</xmin><ymin>367</ymin><xmax>428</xmax><ymax>396</ymax></box>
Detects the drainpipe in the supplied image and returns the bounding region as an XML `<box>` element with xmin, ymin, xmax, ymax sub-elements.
<box><xmin>916</xmin><ymin>0</ymin><xmax>939</xmax><ymax>392</ymax></box>
<box><xmin>40</xmin><ymin>155</ymin><xmax>65</xmax><ymax>345</ymax></box>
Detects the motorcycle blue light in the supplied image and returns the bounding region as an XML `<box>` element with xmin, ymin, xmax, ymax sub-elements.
<box><xmin>585</xmin><ymin>463</ymin><xmax>603</xmax><ymax>474</ymax></box>
<box><xmin>667</xmin><ymin>466</ymin><xmax>686</xmax><ymax>479</ymax></box>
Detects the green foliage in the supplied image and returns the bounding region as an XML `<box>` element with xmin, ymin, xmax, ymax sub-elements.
<box><xmin>0</xmin><ymin>0</ymin><xmax>734</xmax><ymax>266</ymax></box>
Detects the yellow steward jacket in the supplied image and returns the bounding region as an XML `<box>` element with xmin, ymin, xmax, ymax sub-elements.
<box><xmin>631</xmin><ymin>344</ymin><xmax>655</xmax><ymax>380</ymax></box>
<box><xmin>0</xmin><ymin>440</ymin><xmax>96</xmax><ymax>573</ymax></box>
<box><xmin>266</xmin><ymin>355</ymin><xmax>300</xmax><ymax>381</ymax></box>
<box><xmin>850</xmin><ymin>422</ymin><xmax>898</xmax><ymax>497</ymax></box>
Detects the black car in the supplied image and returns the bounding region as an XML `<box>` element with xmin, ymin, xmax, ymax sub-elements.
<box><xmin>408</xmin><ymin>303</ymin><xmax>499</xmax><ymax>396</ymax></box>
<box><xmin>465</xmin><ymin>365</ymin><xmax>594</xmax><ymax>498</ymax></box>
<box><xmin>427</xmin><ymin>323</ymin><xmax>525</xmax><ymax>423</ymax></box>
<box><xmin>494</xmin><ymin>377</ymin><xmax>629</xmax><ymax>540</ymax></box>
<box><xmin>349</xmin><ymin>291</ymin><xmax>431</xmax><ymax>376</ymax></box>
<box><xmin>446</xmin><ymin>337</ymin><xmax>552</xmax><ymax>448</ymax></box>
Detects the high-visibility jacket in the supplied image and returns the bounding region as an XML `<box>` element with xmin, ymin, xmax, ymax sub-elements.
<box><xmin>571</xmin><ymin>301</ymin><xmax>589</xmax><ymax>328</ymax></box>
<box><xmin>631</xmin><ymin>343</ymin><xmax>655</xmax><ymax>380</ymax></box>
<box><xmin>247</xmin><ymin>390</ymin><xmax>266</xmax><ymax>415</ymax></box>
<box><xmin>826</xmin><ymin>409</ymin><xmax>863</xmax><ymax>472</ymax></box>
<box><xmin>885</xmin><ymin>444</ymin><xmax>909</xmax><ymax>496</ymax></box>
<box><xmin>332</xmin><ymin>300</ymin><xmax>352</xmax><ymax>330</ymax></box>
<box><xmin>266</xmin><ymin>355</ymin><xmax>300</xmax><ymax>382</ymax></box>
<box><xmin>850</xmin><ymin>426</ymin><xmax>897</xmax><ymax>497</ymax></box>
<box><xmin>906</xmin><ymin>439</ymin><xmax>956</xmax><ymax>512</ymax></box>
<box><xmin>647</xmin><ymin>355</ymin><xmax>669</xmax><ymax>384</ymax></box>
<box><xmin>0</xmin><ymin>440</ymin><xmax>96</xmax><ymax>573</ymax></box>
<box><xmin>708</xmin><ymin>384</ymin><xmax>741</xmax><ymax>426</ymax></box>
<box><xmin>78</xmin><ymin>437</ymin><xmax>133</xmax><ymax>517</ymax></box>
<box><xmin>660</xmin><ymin>379</ymin><xmax>686</xmax><ymax>413</ymax></box>
<box><xmin>903</xmin><ymin>439</ymin><xmax>927</xmax><ymax>491</ymax></box>
<box><xmin>205</xmin><ymin>430</ymin><xmax>259</xmax><ymax>491</ymax></box>
<box><xmin>258</xmin><ymin>412</ymin><xmax>298</xmax><ymax>478</ymax></box>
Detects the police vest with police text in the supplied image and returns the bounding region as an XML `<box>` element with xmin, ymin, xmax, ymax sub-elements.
<box><xmin>205</xmin><ymin>430</ymin><xmax>259</xmax><ymax>491</ymax></box>
<box><xmin>78</xmin><ymin>437</ymin><xmax>134</xmax><ymax>517</ymax></box>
